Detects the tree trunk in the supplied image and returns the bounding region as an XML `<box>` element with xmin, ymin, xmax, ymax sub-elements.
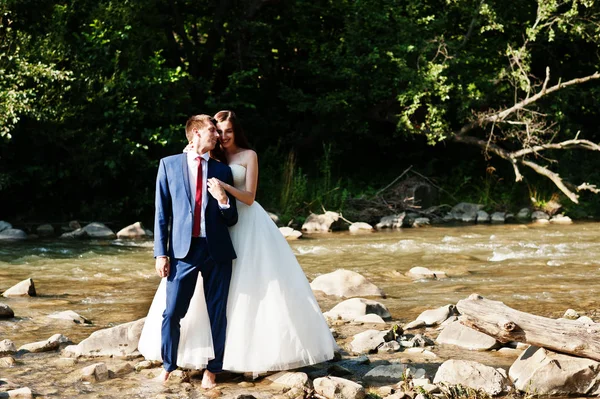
<box><xmin>456</xmin><ymin>294</ymin><xmax>600</xmax><ymax>361</ymax></box>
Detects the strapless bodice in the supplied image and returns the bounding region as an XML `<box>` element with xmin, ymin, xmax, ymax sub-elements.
<box><xmin>229</xmin><ymin>164</ymin><xmax>246</xmax><ymax>191</ymax></box>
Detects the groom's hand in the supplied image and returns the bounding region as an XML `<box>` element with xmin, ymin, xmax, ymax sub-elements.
<box><xmin>155</xmin><ymin>256</ymin><xmax>170</xmax><ymax>278</ymax></box>
<box><xmin>207</xmin><ymin>178</ymin><xmax>229</xmax><ymax>206</ymax></box>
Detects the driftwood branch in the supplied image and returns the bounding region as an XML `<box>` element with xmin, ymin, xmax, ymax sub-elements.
<box><xmin>457</xmin><ymin>294</ymin><xmax>600</xmax><ymax>362</ymax></box>
<box><xmin>376</xmin><ymin>166</ymin><xmax>413</xmax><ymax>196</ymax></box>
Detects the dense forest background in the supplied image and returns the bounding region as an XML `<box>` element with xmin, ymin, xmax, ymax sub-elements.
<box><xmin>2</xmin><ymin>0</ymin><xmax>600</xmax><ymax>227</ymax></box>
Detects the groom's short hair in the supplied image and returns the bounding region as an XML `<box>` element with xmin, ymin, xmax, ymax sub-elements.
<box><xmin>185</xmin><ymin>115</ymin><xmax>215</xmax><ymax>142</ymax></box>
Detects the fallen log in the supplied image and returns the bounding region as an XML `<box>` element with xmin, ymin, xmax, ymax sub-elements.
<box><xmin>456</xmin><ymin>293</ymin><xmax>600</xmax><ymax>362</ymax></box>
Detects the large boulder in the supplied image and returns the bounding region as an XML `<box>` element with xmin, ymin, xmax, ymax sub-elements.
<box><xmin>2</xmin><ymin>278</ymin><xmax>36</xmax><ymax>297</ymax></box>
<box><xmin>36</xmin><ymin>224</ymin><xmax>55</xmax><ymax>237</ymax></box>
<box><xmin>416</xmin><ymin>304</ymin><xmax>454</xmax><ymax>326</ymax></box>
<box><xmin>302</xmin><ymin>212</ymin><xmax>340</xmax><ymax>232</ymax></box>
<box><xmin>0</xmin><ymin>303</ymin><xmax>14</xmax><ymax>318</ymax></box>
<box><xmin>82</xmin><ymin>223</ymin><xmax>116</xmax><ymax>239</ymax></box>
<box><xmin>116</xmin><ymin>222</ymin><xmax>147</xmax><ymax>238</ymax></box>
<box><xmin>279</xmin><ymin>227</ymin><xmax>302</xmax><ymax>240</ymax></box>
<box><xmin>349</xmin><ymin>222</ymin><xmax>373</xmax><ymax>233</ymax></box>
<box><xmin>311</xmin><ymin>269</ymin><xmax>385</xmax><ymax>298</ymax></box>
<box><xmin>0</xmin><ymin>221</ymin><xmax>11</xmax><ymax>232</ymax></box>
<box><xmin>324</xmin><ymin>298</ymin><xmax>391</xmax><ymax>321</ymax></box>
<box><xmin>509</xmin><ymin>346</ymin><xmax>600</xmax><ymax>396</ymax></box>
<box><xmin>434</xmin><ymin>360</ymin><xmax>512</xmax><ymax>396</ymax></box>
<box><xmin>63</xmin><ymin>318</ymin><xmax>145</xmax><ymax>358</ymax></box>
<box><xmin>313</xmin><ymin>377</ymin><xmax>366</xmax><ymax>399</ymax></box>
<box><xmin>0</xmin><ymin>229</ymin><xmax>27</xmax><ymax>240</ymax></box>
<box><xmin>349</xmin><ymin>330</ymin><xmax>387</xmax><ymax>354</ymax></box>
<box><xmin>435</xmin><ymin>320</ymin><xmax>499</xmax><ymax>350</ymax></box>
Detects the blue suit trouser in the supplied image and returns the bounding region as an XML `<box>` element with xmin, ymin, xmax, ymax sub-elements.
<box><xmin>161</xmin><ymin>238</ymin><xmax>232</xmax><ymax>373</ymax></box>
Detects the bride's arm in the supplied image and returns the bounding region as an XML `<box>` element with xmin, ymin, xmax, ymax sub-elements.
<box><xmin>221</xmin><ymin>150</ymin><xmax>259</xmax><ymax>206</ymax></box>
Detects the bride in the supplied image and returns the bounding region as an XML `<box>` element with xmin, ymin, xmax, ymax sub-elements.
<box><xmin>138</xmin><ymin>110</ymin><xmax>337</xmax><ymax>375</ymax></box>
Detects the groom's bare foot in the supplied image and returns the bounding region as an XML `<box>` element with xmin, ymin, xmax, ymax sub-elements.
<box><xmin>156</xmin><ymin>369</ymin><xmax>171</xmax><ymax>384</ymax></box>
<box><xmin>201</xmin><ymin>370</ymin><xmax>217</xmax><ymax>389</ymax></box>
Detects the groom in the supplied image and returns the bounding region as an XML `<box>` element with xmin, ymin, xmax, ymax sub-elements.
<box><xmin>154</xmin><ymin>114</ymin><xmax>238</xmax><ymax>387</ymax></box>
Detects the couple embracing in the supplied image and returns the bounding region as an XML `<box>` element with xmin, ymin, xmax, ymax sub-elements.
<box><xmin>138</xmin><ymin>111</ymin><xmax>337</xmax><ymax>388</ymax></box>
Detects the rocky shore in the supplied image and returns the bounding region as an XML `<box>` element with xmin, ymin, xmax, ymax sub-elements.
<box><xmin>1</xmin><ymin>269</ymin><xmax>599</xmax><ymax>399</ymax></box>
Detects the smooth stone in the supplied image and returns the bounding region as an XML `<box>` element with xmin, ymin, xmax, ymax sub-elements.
<box><xmin>0</xmin><ymin>221</ymin><xmax>12</xmax><ymax>232</ymax></box>
<box><xmin>531</xmin><ymin>211</ymin><xmax>549</xmax><ymax>220</ymax></box>
<box><xmin>380</xmin><ymin>341</ymin><xmax>401</xmax><ymax>353</ymax></box>
<box><xmin>82</xmin><ymin>222</ymin><xmax>116</xmax><ymax>239</ymax></box>
<box><xmin>434</xmin><ymin>359</ymin><xmax>512</xmax><ymax>396</ymax></box>
<box><xmin>279</xmin><ymin>227</ymin><xmax>302</xmax><ymax>240</ymax></box>
<box><xmin>59</xmin><ymin>228</ymin><xmax>88</xmax><ymax>239</ymax></box>
<box><xmin>1</xmin><ymin>387</ymin><xmax>33</xmax><ymax>398</ymax></box>
<box><xmin>313</xmin><ymin>376</ymin><xmax>366</xmax><ymax>399</ymax></box>
<box><xmin>563</xmin><ymin>309</ymin><xmax>580</xmax><ymax>320</ymax></box>
<box><xmin>476</xmin><ymin>210</ymin><xmax>490</xmax><ymax>223</ymax></box>
<box><xmin>311</xmin><ymin>270</ymin><xmax>385</xmax><ymax>298</ymax></box>
<box><xmin>55</xmin><ymin>358</ymin><xmax>78</xmax><ymax>367</ymax></box>
<box><xmin>116</xmin><ymin>222</ymin><xmax>147</xmax><ymax>238</ymax></box>
<box><xmin>516</xmin><ymin>208</ymin><xmax>531</xmax><ymax>220</ymax></box>
<box><xmin>491</xmin><ymin>212</ymin><xmax>506</xmax><ymax>223</ymax></box>
<box><xmin>406</xmin><ymin>267</ymin><xmax>447</xmax><ymax>280</ymax></box>
<box><xmin>47</xmin><ymin>310</ymin><xmax>90</xmax><ymax>324</ymax></box>
<box><xmin>0</xmin><ymin>229</ymin><xmax>27</xmax><ymax>240</ymax></box>
<box><xmin>353</xmin><ymin>314</ymin><xmax>386</xmax><ymax>324</ymax></box>
<box><xmin>134</xmin><ymin>360</ymin><xmax>154</xmax><ymax>371</ymax></box>
<box><xmin>509</xmin><ymin>346</ymin><xmax>600</xmax><ymax>395</ymax></box>
<box><xmin>0</xmin><ymin>340</ymin><xmax>17</xmax><ymax>355</ymax></box>
<box><xmin>415</xmin><ymin>304</ymin><xmax>454</xmax><ymax>326</ymax></box>
<box><xmin>0</xmin><ymin>303</ymin><xmax>14</xmax><ymax>318</ymax></box>
<box><xmin>576</xmin><ymin>315</ymin><xmax>595</xmax><ymax>325</ymax></box>
<box><xmin>399</xmin><ymin>334</ymin><xmax>434</xmax><ymax>348</ymax></box>
<box><xmin>63</xmin><ymin>318</ymin><xmax>144</xmax><ymax>358</ymax></box>
<box><xmin>349</xmin><ymin>222</ymin><xmax>373</xmax><ymax>233</ymax></box>
<box><xmin>19</xmin><ymin>334</ymin><xmax>69</xmax><ymax>353</ymax></box>
<box><xmin>550</xmin><ymin>214</ymin><xmax>573</xmax><ymax>224</ymax></box>
<box><xmin>403</xmin><ymin>320</ymin><xmax>426</xmax><ymax>330</ymax></box>
<box><xmin>325</xmin><ymin>298</ymin><xmax>391</xmax><ymax>321</ymax></box>
<box><xmin>266</xmin><ymin>371</ymin><xmax>311</xmax><ymax>389</ymax></box>
<box><xmin>435</xmin><ymin>320</ymin><xmax>499</xmax><ymax>350</ymax></box>
<box><xmin>2</xmin><ymin>278</ymin><xmax>36</xmax><ymax>297</ymax></box>
<box><xmin>349</xmin><ymin>330</ymin><xmax>387</xmax><ymax>354</ymax></box>
<box><xmin>363</xmin><ymin>364</ymin><xmax>409</xmax><ymax>384</ymax></box>
<box><xmin>376</xmin><ymin>214</ymin><xmax>405</xmax><ymax>229</ymax></box>
<box><xmin>412</xmin><ymin>217</ymin><xmax>430</xmax><ymax>227</ymax></box>
<box><xmin>81</xmin><ymin>363</ymin><xmax>109</xmax><ymax>382</ymax></box>
<box><xmin>327</xmin><ymin>364</ymin><xmax>353</xmax><ymax>377</ymax></box>
<box><xmin>36</xmin><ymin>224</ymin><xmax>55</xmax><ymax>237</ymax></box>
<box><xmin>404</xmin><ymin>348</ymin><xmax>437</xmax><ymax>358</ymax></box>
<box><xmin>0</xmin><ymin>356</ymin><xmax>16</xmax><ymax>367</ymax></box>
<box><xmin>301</xmin><ymin>212</ymin><xmax>340</xmax><ymax>232</ymax></box>
<box><xmin>111</xmin><ymin>362</ymin><xmax>134</xmax><ymax>376</ymax></box>
<box><xmin>461</xmin><ymin>211</ymin><xmax>477</xmax><ymax>223</ymax></box>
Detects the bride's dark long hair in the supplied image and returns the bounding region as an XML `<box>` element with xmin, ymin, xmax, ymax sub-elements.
<box><xmin>211</xmin><ymin>110</ymin><xmax>251</xmax><ymax>163</ymax></box>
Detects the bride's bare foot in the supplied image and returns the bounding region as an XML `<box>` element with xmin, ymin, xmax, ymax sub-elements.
<box><xmin>201</xmin><ymin>370</ymin><xmax>217</xmax><ymax>389</ymax></box>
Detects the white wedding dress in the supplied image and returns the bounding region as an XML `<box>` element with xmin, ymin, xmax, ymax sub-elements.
<box><xmin>138</xmin><ymin>164</ymin><xmax>337</xmax><ymax>372</ymax></box>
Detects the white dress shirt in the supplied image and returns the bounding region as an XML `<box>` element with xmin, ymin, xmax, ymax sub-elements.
<box><xmin>187</xmin><ymin>151</ymin><xmax>229</xmax><ymax>237</ymax></box>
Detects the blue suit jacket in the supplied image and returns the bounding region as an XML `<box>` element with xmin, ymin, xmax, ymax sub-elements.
<box><xmin>153</xmin><ymin>154</ymin><xmax>238</xmax><ymax>262</ymax></box>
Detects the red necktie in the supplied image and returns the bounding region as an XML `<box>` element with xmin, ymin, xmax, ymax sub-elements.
<box><xmin>192</xmin><ymin>156</ymin><xmax>203</xmax><ymax>237</ymax></box>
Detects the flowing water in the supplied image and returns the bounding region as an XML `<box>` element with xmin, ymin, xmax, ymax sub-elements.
<box><xmin>1</xmin><ymin>222</ymin><xmax>600</xmax><ymax>397</ymax></box>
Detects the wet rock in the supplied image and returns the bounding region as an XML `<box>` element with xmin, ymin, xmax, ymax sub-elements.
<box><xmin>0</xmin><ymin>340</ymin><xmax>16</xmax><ymax>355</ymax></box>
<box><xmin>266</xmin><ymin>371</ymin><xmax>311</xmax><ymax>389</ymax></box>
<box><xmin>491</xmin><ymin>212</ymin><xmax>506</xmax><ymax>223</ymax></box>
<box><xmin>59</xmin><ymin>228</ymin><xmax>88</xmax><ymax>239</ymax></box>
<box><xmin>47</xmin><ymin>310</ymin><xmax>90</xmax><ymax>324</ymax></box>
<box><xmin>279</xmin><ymin>227</ymin><xmax>302</xmax><ymax>240</ymax></box>
<box><xmin>416</xmin><ymin>304</ymin><xmax>454</xmax><ymax>326</ymax></box>
<box><xmin>403</xmin><ymin>320</ymin><xmax>426</xmax><ymax>330</ymax></box>
<box><xmin>0</xmin><ymin>221</ymin><xmax>11</xmax><ymax>233</ymax></box>
<box><xmin>434</xmin><ymin>360</ymin><xmax>512</xmax><ymax>396</ymax></box>
<box><xmin>349</xmin><ymin>222</ymin><xmax>373</xmax><ymax>233</ymax></box>
<box><xmin>116</xmin><ymin>222</ymin><xmax>147</xmax><ymax>238</ymax></box>
<box><xmin>406</xmin><ymin>267</ymin><xmax>447</xmax><ymax>280</ymax></box>
<box><xmin>1</xmin><ymin>387</ymin><xmax>33</xmax><ymax>398</ymax></box>
<box><xmin>461</xmin><ymin>212</ymin><xmax>477</xmax><ymax>223</ymax></box>
<box><xmin>63</xmin><ymin>318</ymin><xmax>145</xmax><ymax>358</ymax></box>
<box><xmin>324</xmin><ymin>298</ymin><xmax>391</xmax><ymax>321</ymax></box>
<box><xmin>412</xmin><ymin>218</ymin><xmax>430</xmax><ymax>227</ymax></box>
<box><xmin>302</xmin><ymin>212</ymin><xmax>340</xmax><ymax>232</ymax></box>
<box><xmin>563</xmin><ymin>309</ymin><xmax>580</xmax><ymax>320</ymax></box>
<box><xmin>476</xmin><ymin>211</ymin><xmax>490</xmax><ymax>223</ymax></box>
<box><xmin>2</xmin><ymin>278</ymin><xmax>36</xmax><ymax>297</ymax></box>
<box><xmin>509</xmin><ymin>346</ymin><xmax>600</xmax><ymax>395</ymax></box>
<box><xmin>0</xmin><ymin>356</ymin><xmax>16</xmax><ymax>368</ymax></box>
<box><xmin>0</xmin><ymin>229</ymin><xmax>27</xmax><ymax>241</ymax></box>
<box><xmin>550</xmin><ymin>214</ymin><xmax>573</xmax><ymax>224</ymax></box>
<box><xmin>80</xmin><ymin>363</ymin><xmax>109</xmax><ymax>382</ymax></box>
<box><xmin>435</xmin><ymin>320</ymin><xmax>499</xmax><ymax>350</ymax></box>
<box><xmin>531</xmin><ymin>211</ymin><xmax>549</xmax><ymax>221</ymax></box>
<box><xmin>36</xmin><ymin>224</ymin><xmax>55</xmax><ymax>237</ymax></box>
<box><xmin>516</xmin><ymin>208</ymin><xmax>531</xmax><ymax>220</ymax></box>
<box><xmin>19</xmin><ymin>334</ymin><xmax>69</xmax><ymax>353</ymax></box>
<box><xmin>363</xmin><ymin>364</ymin><xmax>409</xmax><ymax>384</ymax></box>
<box><xmin>349</xmin><ymin>330</ymin><xmax>387</xmax><ymax>354</ymax></box>
<box><xmin>327</xmin><ymin>364</ymin><xmax>353</xmax><ymax>377</ymax></box>
<box><xmin>0</xmin><ymin>304</ymin><xmax>14</xmax><ymax>319</ymax></box>
<box><xmin>314</xmin><ymin>376</ymin><xmax>365</xmax><ymax>399</ymax></box>
<box><xmin>379</xmin><ymin>341</ymin><xmax>401</xmax><ymax>353</ymax></box>
<box><xmin>82</xmin><ymin>222</ymin><xmax>116</xmax><ymax>239</ymax></box>
<box><xmin>353</xmin><ymin>314</ymin><xmax>386</xmax><ymax>324</ymax></box>
<box><xmin>376</xmin><ymin>214</ymin><xmax>405</xmax><ymax>230</ymax></box>
<box><xmin>399</xmin><ymin>334</ymin><xmax>434</xmax><ymax>348</ymax></box>
<box><xmin>311</xmin><ymin>270</ymin><xmax>385</xmax><ymax>298</ymax></box>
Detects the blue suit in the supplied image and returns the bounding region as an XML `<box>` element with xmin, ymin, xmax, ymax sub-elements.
<box><xmin>154</xmin><ymin>153</ymin><xmax>238</xmax><ymax>373</ymax></box>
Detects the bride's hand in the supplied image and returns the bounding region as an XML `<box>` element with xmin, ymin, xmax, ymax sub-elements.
<box><xmin>207</xmin><ymin>178</ymin><xmax>228</xmax><ymax>205</ymax></box>
<box><xmin>183</xmin><ymin>143</ymin><xmax>194</xmax><ymax>153</ymax></box>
